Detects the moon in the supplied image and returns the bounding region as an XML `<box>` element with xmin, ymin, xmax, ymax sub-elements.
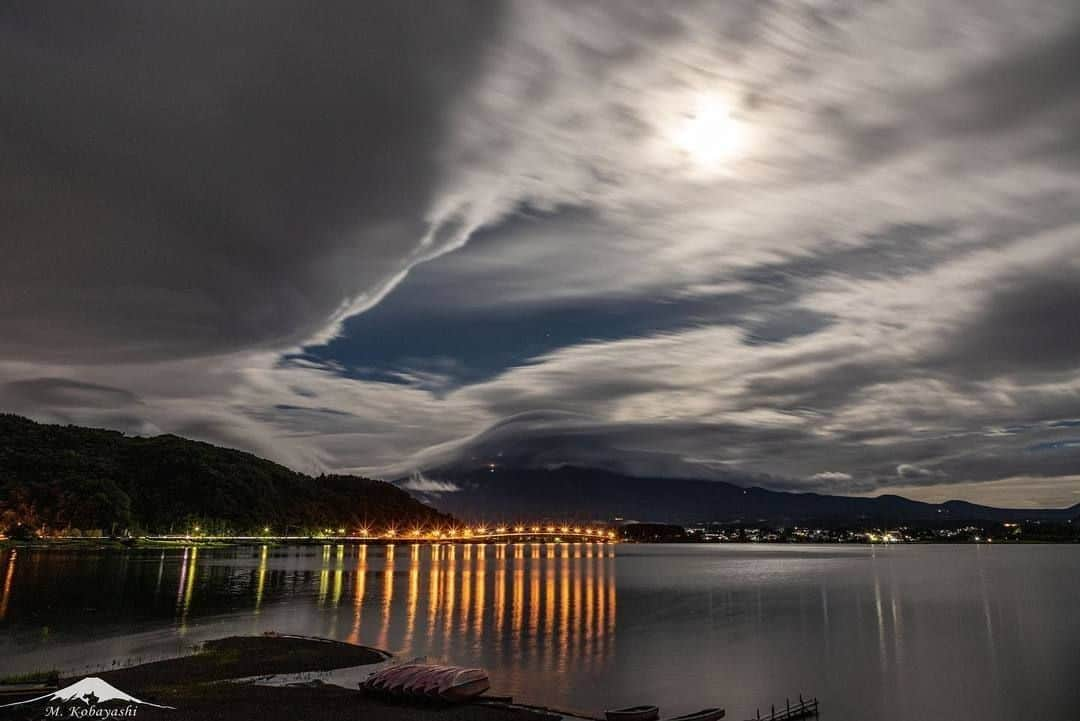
<box><xmin>671</xmin><ymin>96</ymin><xmax>744</xmax><ymax>169</ymax></box>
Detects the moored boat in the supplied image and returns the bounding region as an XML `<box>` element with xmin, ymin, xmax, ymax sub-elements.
<box><xmin>422</xmin><ymin>667</ymin><xmax>458</xmax><ymax>698</ymax></box>
<box><xmin>405</xmin><ymin>666</ymin><xmax>445</xmax><ymax>696</ymax></box>
<box><xmin>386</xmin><ymin>666</ymin><xmax>431</xmax><ymax>695</ymax></box>
<box><xmin>362</xmin><ymin>663</ymin><xmax>415</xmax><ymax>691</ymax></box>
<box><xmin>664</xmin><ymin>708</ymin><xmax>724</xmax><ymax>721</ymax></box>
<box><xmin>438</xmin><ymin>668</ymin><xmax>490</xmax><ymax>702</ymax></box>
<box><xmin>605</xmin><ymin>705</ymin><xmax>661</xmax><ymax>721</ymax></box>
<box><xmin>412</xmin><ymin>666</ymin><xmax>450</xmax><ymax>697</ymax></box>
<box><xmin>368</xmin><ymin>664</ymin><xmax>415</xmax><ymax>691</ymax></box>
<box><xmin>360</xmin><ymin>663</ymin><xmax>489</xmax><ymax>702</ymax></box>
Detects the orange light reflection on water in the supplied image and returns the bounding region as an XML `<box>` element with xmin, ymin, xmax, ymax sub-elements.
<box><xmin>156</xmin><ymin>539</ymin><xmax>615</xmax><ymax>676</ymax></box>
<box><xmin>0</xmin><ymin>550</ymin><xmax>16</xmax><ymax>620</ymax></box>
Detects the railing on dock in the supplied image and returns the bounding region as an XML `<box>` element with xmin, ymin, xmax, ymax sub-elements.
<box><xmin>748</xmin><ymin>694</ymin><xmax>818</xmax><ymax>721</ymax></box>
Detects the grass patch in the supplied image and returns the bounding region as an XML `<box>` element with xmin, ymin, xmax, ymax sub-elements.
<box><xmin>1</xmin><ymin>669</ymin><xmax>60</xmax><ymax>685</ymax></box>
<box><xmin>92</xmin><ymin>635</ymin><xmax>387</xmax><ymax>689</ymax></box>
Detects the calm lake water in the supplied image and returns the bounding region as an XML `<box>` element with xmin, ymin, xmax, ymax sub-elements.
<box><xmin>1</xmin><ymin>543</ymin><xmax>1078</xmax><ymax>719</ymax></box>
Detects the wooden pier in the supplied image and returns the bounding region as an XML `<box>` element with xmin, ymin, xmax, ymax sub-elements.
<box><xmin>747</xmin><ymin>695</ymin><xmax>818</xmax><ymax>721</ymax></box>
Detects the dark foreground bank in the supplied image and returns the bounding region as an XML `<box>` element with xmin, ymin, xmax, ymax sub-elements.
<box><xmin>0</xmin><ymin>636</ymin><xmax>560</xmax><ymax>721</ymax></box>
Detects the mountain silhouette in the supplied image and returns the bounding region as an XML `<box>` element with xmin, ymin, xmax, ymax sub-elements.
<box><xmin>419</xmin><ymin>464</ymin><xmax>1080</xmax><ymax>524</ymax></box>
<box><xmin>0</xmin><ymin>677</ymin><xmax>174</xmax><ymax>709</ymax></box>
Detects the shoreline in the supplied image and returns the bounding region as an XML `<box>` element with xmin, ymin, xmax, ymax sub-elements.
<box><xmin>0</xmin><ymin>635</ymin><xmax>564</xmax><ymax>721</ymax></box>
<box><xmin>2</xmin><ymin>537</ymin><xmax>1075</xmax><ymax>551</ymax></box>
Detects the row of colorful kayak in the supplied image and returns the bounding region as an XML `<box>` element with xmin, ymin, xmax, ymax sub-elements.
<box><xmin>360</xmin><ymin>663</ymin><xmax>490</xmax><ymax>702</ymax></box>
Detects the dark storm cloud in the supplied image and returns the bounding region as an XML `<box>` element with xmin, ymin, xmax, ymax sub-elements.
<box><xmin>739</xmin><ymin>357</ymin><xmax>898</xmax><ymax>414</ymax></box>
<box><xmin>0</xmin><ymin>377</ymin><xmax>159</xmax><ymax>437</ymax></box>
<box><xmin>930</xmin><ymin>271</ymin><xmax>1080</xmax><ymax>378</ymax></box>
<box><xmin>417</xmin><ymin>409</ymin><xmax>784</xmax><ymax>484</ymax></box>
<box><xmin>416</xmin><ymin>406</ymin><xmax>1076</xmax><ymax>501</ymax></box>
<box><xmin>1</xmin><ymin>0</ymin><xmax>501</xmax><ymax>362</ymax></box>
<box><xmin>2</xmin><ymin>377</ymin><xmax>140</xmax><ymax>407</ymax></box>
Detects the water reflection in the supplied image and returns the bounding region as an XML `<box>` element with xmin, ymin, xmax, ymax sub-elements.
<box><xmin>3</xmin><ymin>544</ymin><xmax>1079</xmax><ymax>721</ymax></box>
<box><xmin>346</xmin><ymin>544</ymin><xmax>367</xmax><ymax>645</ymax></box>
<box><xmin>112</xmin><ymin>540</ymin><xmax>618</xmax><ymax>668</ymax></box>
<box><xmin>176</xmin><ymin>546</ymin><xmax>198</xmax><ymax>630</ymax></box>
<box><xmin>254</xmin><ymin>545</ymin><xmax>268</xmax><ymax>611</ymax></box>
<box><xmin>0</xmin><ymin>549</ymin><xmax>15</xmax><ymax>620</ymax></box>
<box><xmin>206</xmin><ymin>541</ymin><xmax>623</xmax><ymax>679</ymax></box>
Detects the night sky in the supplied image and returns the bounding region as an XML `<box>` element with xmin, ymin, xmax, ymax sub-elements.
<box><xmin>4</xmin><ymin>1</ymin><xmax>1080</xmax><ymax>507</ymax></box>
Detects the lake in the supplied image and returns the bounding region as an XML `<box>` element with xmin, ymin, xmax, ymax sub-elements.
<box><xmin>1</xmin><ymin>543</ymin><xmax>1078</xmax><ymax>719</ymax></box>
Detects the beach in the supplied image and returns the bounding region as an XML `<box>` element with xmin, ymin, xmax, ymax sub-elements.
<box><xmin>2</xmin><ymin>636</ymin><xmax>561</xmax><ymax>721</ymax></box>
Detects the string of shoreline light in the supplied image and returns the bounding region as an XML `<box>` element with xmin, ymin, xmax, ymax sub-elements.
<box><xmin>175</xmin><ymin>523</ymin><xmax>618</xmax><ymax>542</ymax></box>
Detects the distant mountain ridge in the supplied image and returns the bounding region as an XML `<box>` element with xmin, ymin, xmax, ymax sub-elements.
<box><xmin>4</xmin><ymin>414</ymin><xmax>1075</xmax><ymax>535</ymax></box>
<box><xmin>0</xmin><ymin>414</ymin><xmax>449</xmax><ymax>536</ymax></box>
<box><xmin>417</xmin><ymin>465</ymin><xmax>1080</xmax><ymax>525</ymax></box>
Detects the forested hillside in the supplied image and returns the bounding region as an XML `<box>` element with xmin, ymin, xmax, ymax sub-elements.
<box><xmin>0</xmin><ymin>415</ymin><xmax>448</xmax><ymax>537</ymax></box>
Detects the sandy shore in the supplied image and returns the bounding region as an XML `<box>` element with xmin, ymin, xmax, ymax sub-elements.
<box><xmin>0</xmin><ymin>636</ymin><xmax>562</xmax><ymax>721</ymax></box>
